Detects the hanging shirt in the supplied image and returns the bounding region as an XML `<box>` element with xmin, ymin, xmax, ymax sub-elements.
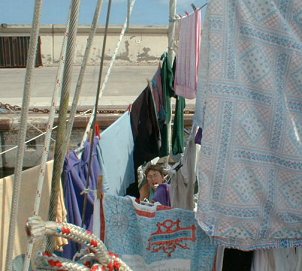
<box><xmin>98</xmin><ymin>112</ymin><xmax>135</xmax><ymax>196</ymax></box>
<box><xmin>152</xmin><ymin>183</ymin><xmax>171</xmax><ymax>206</ymax></box>
<box><xmin>171</xmin><ymin>95</ymin><xmax>186</xmax><ymax>155</ymax></box>
<box><xmin>159</xmin><ymin>52</ymin><xmax>175</xmax><ymax>157</ymax></box>
<box><xmin>130</xmin><ymin>85</ymin><xmax>161</xmax><ymax>175</ymax></box>
<box><xmin>251</xmin><ymin>248</ymin><xmax>302</xmax><ymax>271</ymax></box>
<box><xmin>170</xmin><ymin>135</ymin><xmax>197</xmax><ymax>210</ymax></box>
<box><xmin>94</xmin><ymin>194</ymin><xmax>217</xmax><ymax>271</ymax></box>
<box><xmin>174</xmin><ymin>9</ymin><xmax>202</xmax><ymax>99</ymax></box>
<box><xmin>194</xmin><ymin>0</ymin><xmax>302</xmax><ymax>250</ymax></box>
<box><xmin>63</xmin><ymin>137</ymin><xmax>101</xmax><ymax>259</ymax></box>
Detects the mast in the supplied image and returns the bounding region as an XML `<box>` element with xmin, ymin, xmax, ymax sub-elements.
<box><xmin>166</xmin><ymin>0</ymin><xmax>177</xmax><ymax>161</ymax></box>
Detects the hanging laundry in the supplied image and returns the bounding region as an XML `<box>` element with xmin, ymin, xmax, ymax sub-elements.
<box><xmin>194</xmin><ymin>0</ymin><xmax>302</xmax><ymax>250</ymax></box>
<box><xmin>0</xmin><ymin>160</ymin><xmax>66</xmax><ymax>270</ymax></box>
<box><xmin>170</xmin><ymin>131</ymin><xmax>197</xmax><ymax>210</ymax></box>
<box><xmin>130</xmin><ymin>85</ymin><xmax>161</xmax><ymax>180</ymax></box>
<box><xmin>171</xmin><ymin>95</ymin><xmax>186</xmax><ymax>155</ymax></box>
<box><xmin>251</xmin><ymin>248</ymin><xmax>302</xmax><ymax>271</ymax></box>
<box><xmin>151</xmin><ymin>63</ymin><xmax>166</xmax><ymax>128</ymax></box>
<box><xmin>93</xmin><ymin>194</ymin><xmax>217</xmax><ymax>271</ymax></box>
<box><xmin>213</xmin><ymin>246</ymin><xmax>225</xmax><ymax>271</ymax></box>
<box><xmin>174</xmin><ymin>9</ymin><xmax>202</xmax><ymax>99</ymax></box>
<box><xmin>98</xmin><ymin>112</ymin><xmax>135</xmax><ymax>196</ymax></box>
<box><xmin>159</xmin><ymin>52</ymin><xmax>175</xmax><ymax>157</ymax></box>
<box><xmin>63</xmin><ymin>137</ymin><xmax>101</xmax><ymax>259</ymax></box>
<box><xmin>222</xmin><ymin>249</ymin><xmax>254</xmax><ymax>271</ymax></box>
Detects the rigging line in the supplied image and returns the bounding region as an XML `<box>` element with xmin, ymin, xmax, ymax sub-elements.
<box><xmin>0</xmin><ymin>109</ymin><xmax>91</xmax><ymax>156</ymax></box>
<box><xmin>5</xmin><ymin>0</ymin><xmax>43</xmax><ymax>270</ymax></box>
<box><xmin>21</xmin><ymin>16</ymin><xmax>70</xmax><ymax>271</ymax></box>
<box><xmin>47</xmin><ymin>0</ymin><xmax>81</xmax><ymax>253</ymax></box>
<box><xmin>81</xmin><ymin>0</ymin><xmax>113</xmax><ymax>228</ymax></box>
<box><xmin>199</xmin><ymin>3</ymin><xmax>208</xmax><ymax>9</ymax></box>
<box><xmin>65</xmin><ymin>0</ymin><xmax>104</xmax><ymax>156</ymax></box>
<box><xmin>2</xmin><ymin>105</ymin><xmax>55</xmax><ymax>141</ymax></box>
<box><xmin>77</xmin><ymin>0</ymin><xmax>137</xmax><ymax>153</ymax></box>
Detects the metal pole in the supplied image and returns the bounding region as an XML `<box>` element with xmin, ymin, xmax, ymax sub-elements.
<box><xmin>168</xmin><ymin>0</ymin><xmax>177</xmax><ymax>64</ymax></box>
<box><xmin>82</xmin><ymin>0</ymin><xmax>112</xmax><ymax>227</ymax></box>
<box><xmin>165</xmin><ymin>0</ymin><xmax>177</xmax><ymax>163</ymax></box>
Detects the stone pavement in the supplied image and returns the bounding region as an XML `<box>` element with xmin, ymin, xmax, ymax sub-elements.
<box><xmin>0</xmin><ymin>64</ymin><xmax>195</xmax><ymax>109</ymax></box>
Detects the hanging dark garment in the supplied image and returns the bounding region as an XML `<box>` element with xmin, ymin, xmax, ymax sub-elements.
<box><xmin>159</xmin><ymin>52</ymin><xmax>175</xmax><ymax>157</ymax></box>
<box><xmin>129</xmin><ymin>85</ymin><xmax>161</xmax><ymax>196</ymax></box>
<box><xmin>222</xmin><ymin>248</ymin><xmax>254</xmax><ymax>271</ymax></box>
<box><xmin>151</xmin><ymin>63</ymin><xmax>166</xmax><ymax>130</ymax></box>
<box><xmin>172</xmin><ymin>95</ymin><xmax>186</xmax><ymax>155</ymax></box>
<box><xmin>160</xmin><ymin>54</ymin><xmax>185</xmax><ymax>156</ymax></box>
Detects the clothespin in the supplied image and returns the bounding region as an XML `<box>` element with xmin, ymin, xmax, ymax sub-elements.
<box><xmin>185</xmin><ymin>11</ymin><xmax>190</xmax><ymax>16</ymax></box>
<box><xmin>140</xmin><ymin>199</ymin><xmax>155</xmax><ymax>207</ymax></box>
<box><xmin>95</xmin><ymin>123</ymin><xmax>101</xmax><ymax>138</ymax></box>
<box><xmin>191</xmin><ymin>3</ymin><xmax>197</xmax><ymax>11</ymax></box>
<box><xmin>127</xmin><ymin>103</ymin><xmax>132</xmax><ymax>113</ymax></box>
<box><xmin>97</xmin><ymin>175</ymin><xmax>104</xmax><ymax>199</ymax></box>
<box><xmin>80</xmin><ymin>188</ymin><xmax>94</xmax><ymax>195</ymax></box>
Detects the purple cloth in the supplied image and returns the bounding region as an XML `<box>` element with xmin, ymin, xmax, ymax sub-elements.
<box><xmin>194</xmin><ymin>127</ymin><xmax>203</xmax><ymax>145</ymax></box>
<box><xmin>62</xmin><ymin>137</ymin><xmax>102</xmax><ymax>259</ymax></box>
<box><xmin>152</xmin><ymin>183</ymin><xmax>171</xmax><ymax>206</ymax></box>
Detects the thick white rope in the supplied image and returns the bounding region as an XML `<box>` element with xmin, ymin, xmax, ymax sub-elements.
<box><xmin>65</xmin><ymin>0</ymin><xmax>104</xmax><ymax>148</ymax></box>
<box><xmin>79</xmin><ymin>0</ymin><xmax>137</xmax><ymax>150</ymax></box>
<box><xmin>48</xmin><ymin>0</ymin><xmax>81</xmax><ymax>249</ymax></box>
<box><xmin>5</xmin><ymin>1</ymin><xmax>44</xmax><ymax>270</ymax></box>
<box><xmin>21</xmin><ymin>18</ymin><xmax>69</xmax><ymax>271</ymax></box>
<box><xmin>27</xmin><ymin>216</ymin><xmax>133</xmax><ymax>271</ymax></box>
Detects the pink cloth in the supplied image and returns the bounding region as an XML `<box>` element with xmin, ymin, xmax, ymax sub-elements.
<box><xmin>174</xmin><ymin>10</ymin><xmax>202</xmax><ymax>99</ymax></box>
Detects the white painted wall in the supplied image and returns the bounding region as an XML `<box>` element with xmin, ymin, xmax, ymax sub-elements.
<box><xmin>0</xmin><ymin>25</ymin><xmax>169</xmax><ymax>65</ymax></box>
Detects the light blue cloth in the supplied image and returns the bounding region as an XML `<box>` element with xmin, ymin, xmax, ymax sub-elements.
<box><xmin>98</xmin><ymin>112</ymin><xmax>135</xmax><ymax>196</ymax></box>
<box><xmin>100</xmin><ymin>195</ymin><xmax>216</xmax><ymax>271</ymax></box>
<box><xmin>194</xmin><ymin>0</ymin><xmax>302</xmax><ymax>250</ymax></box>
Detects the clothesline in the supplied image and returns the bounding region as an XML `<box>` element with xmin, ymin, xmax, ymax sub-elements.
<box><xmin>170</xmin><ymin>1</ymin><xmax>207</xmax><ymax>22</ymax></box>
<box><xmin>0</xmin><ymin>109</ymin><xmax>92</xmax><ymax>156</ymax></box>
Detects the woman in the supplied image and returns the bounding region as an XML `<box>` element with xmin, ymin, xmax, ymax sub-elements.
<box><xmin>139</xmin><ymin>164</ymin><xmax>171</xmax><ymax>206</ymax></box>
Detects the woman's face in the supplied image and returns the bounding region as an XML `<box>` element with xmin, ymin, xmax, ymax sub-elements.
<box><xmin>146</xmin><ymin>170</ymin><xmax>164</xmax><ymax>190</ymax></box>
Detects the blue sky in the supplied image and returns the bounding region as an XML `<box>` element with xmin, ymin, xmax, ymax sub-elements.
<box><xmin>0</xmin><ymin>0</ymin><xmax>207</xmax><ymax>26</ymax></box>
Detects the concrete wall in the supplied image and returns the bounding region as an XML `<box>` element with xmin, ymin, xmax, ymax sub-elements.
<box><xmin>0</xmin><ymin>24</ymin><xmax>169</xmax><ymax>65</ymax></box>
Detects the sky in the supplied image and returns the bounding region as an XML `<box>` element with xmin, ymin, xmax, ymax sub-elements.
<box><xmin>0</xmin><ymin>0</ymin><xmax>208</xmax><ymax>26</ymax></box>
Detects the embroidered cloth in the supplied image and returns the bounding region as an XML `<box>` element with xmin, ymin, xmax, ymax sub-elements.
<box><xmin>96</xmin><ymin>195</ymin><xmax>216</xmax><ymax>271</ymax></box>
<box><xmin>194</xmin><ymin>0</ymin><xmax>302</xmax><ymax>250</ymax></box>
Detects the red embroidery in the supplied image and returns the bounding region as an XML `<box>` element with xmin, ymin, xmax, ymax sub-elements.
<box><xmin>147</xmin><ymin>219</ymin><xmax>196</xmax><ymax>256</ymax></box>
<box><xmin>156</xmin><ymin>205</ymin><xmax>172</xmax><ymax>211</ymax></box>
<box><xmin>135</xmin><ymin>209</ymin><xmax>156</xmax><ymax>218</ymax></box>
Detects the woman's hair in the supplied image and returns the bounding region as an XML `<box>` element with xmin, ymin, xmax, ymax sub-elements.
<box><xmin>145</xmin><ymin>164</ymin><xmax>164</xmax><ymax>177</ymax></box>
